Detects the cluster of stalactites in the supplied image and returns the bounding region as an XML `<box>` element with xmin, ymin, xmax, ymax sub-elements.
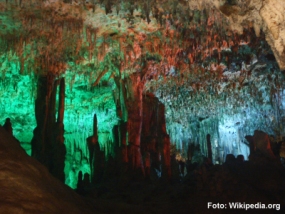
<box><xmin>0</xmin><ymin>0</ymin><xmax>248</xmax><ymax>83</ymax></box>
<box><xmin>0</xmin><ymin>1</ymin><xmax>87</xmax><ymax>77</ymax></box>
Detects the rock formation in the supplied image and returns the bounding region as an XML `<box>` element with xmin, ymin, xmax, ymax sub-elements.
<box><xmin>0</xmin><ymin>0</ymin><xmax>284</xmax><ymax>200</ymax></box>
<box><xmin>0</xmin><ymin>126</ymin><xmax>97</xmax><ymax>214</ymax></box>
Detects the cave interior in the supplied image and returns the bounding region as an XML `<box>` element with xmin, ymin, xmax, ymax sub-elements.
<box><xmin>0</xmin><ymin>0</ymin><xmax>285</xmax><ymax>213</ymax></box>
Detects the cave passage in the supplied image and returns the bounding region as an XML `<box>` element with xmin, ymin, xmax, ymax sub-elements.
<box><xmin>0</xmin><ymin>0</ymin><xmax>285</xmax><ymax>190</ymax></box>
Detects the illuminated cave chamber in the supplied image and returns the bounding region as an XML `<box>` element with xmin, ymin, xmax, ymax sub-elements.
<box><xmin>0</xmin><ymin>0</ymin><xmax>285</xmax><ymax>189</ymax></box>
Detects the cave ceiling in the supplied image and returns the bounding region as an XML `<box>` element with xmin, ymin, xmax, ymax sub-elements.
<box><xmin>0</xmin><ymin>0</ymin><xmax>285</xmax><ymax>168</ymax></box>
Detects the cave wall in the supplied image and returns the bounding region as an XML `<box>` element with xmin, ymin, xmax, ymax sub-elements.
<box><xmin>188</xmin><ymin>0</ymin><xmax>285</xmax><ymax>70</ymax></box>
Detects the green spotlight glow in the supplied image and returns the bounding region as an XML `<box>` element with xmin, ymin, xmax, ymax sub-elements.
<box><xmin>0</xmin><ymin>53</ymin><xmax>37</xmax><ymax>155</ymax></box>
<box><xmin>0</xmin><ymin>53</ymin><xmax>119</xmax><ymax>188</ymax></box>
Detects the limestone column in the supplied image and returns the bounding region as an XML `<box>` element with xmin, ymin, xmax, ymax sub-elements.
<box><xmin>52</xmin><ymin>78</ymin><xmax>66</xmax><ymax>182</ymax></box>
<box><xmin>31</xmin><ymin>74</ymin><xmax>57</xmax><ymax>171</ymax></box>
<box><xmin>87</xmin><ymin>114</ymin><xmax>104</xmax><ymax>184</ymax></box>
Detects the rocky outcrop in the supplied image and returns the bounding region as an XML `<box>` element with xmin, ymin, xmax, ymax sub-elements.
<box><xmin>246</xmin><ymin>130</ymin><xmax>275</xmax><ymax>158</ymax></box>
<box><xmin>0</xmin><ymin>126</ymin><xmax>97</xmax><ymax>214</ymax></box>
<box><xmin>279</xmin><ymin>141</ymin><xmax>285</xmax><ymax>158</ymax></box>
<box><xmin>215</xmin><ymin>0</ymin><xmax>285</xmax><ymax>70</ymax></box>
<box><xmin>260</xmin><ymin>0</ymin><xmax>285</xmax><ymax>70</ymax></box>
<box><xmin>253</xmin><ymin>130</ymin><xmax>275</xmax><ymax>157</ymax></box>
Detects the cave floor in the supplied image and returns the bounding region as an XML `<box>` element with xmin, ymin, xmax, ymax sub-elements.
<box><xmin>79</xmin><ymin>158</ymin><xmax>285</xmax><ymax>214</ymax></box>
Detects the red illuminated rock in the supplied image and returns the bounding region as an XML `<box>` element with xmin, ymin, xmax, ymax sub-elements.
<box><xmin>253</xmin><ymin>130</ymin><xmax>275</xmax><ymax>158</ymax></box>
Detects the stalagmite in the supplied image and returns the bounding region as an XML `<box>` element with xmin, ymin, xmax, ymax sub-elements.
<box><xmin>31</xmin><ymin>75</ymin><xmax>68</xmax><ymax>181</ymax></box>
<box><xmin>31</xmin><ymin>74</ymin><xmax>58</xmax><ymax>178</ymax></box>
<box><xmin>159</xmin><ymin>103</ymin><xmax>171</xmax><ymax>179</ymax></box>
<box><xmin>3</xmin><ymin>118</ymin><xmax>12</xmax><ymax>136</ymax></box>
<box><xmin>127</xmin><ymin>75</ymin><xmax>145</xmax><ymax>176</ymax></box>
<box><xmin>206</xmin><ymin>134</ymin><xmax>213</xmax><ymax>164</ymax></box>
<box><xmin>87</xmin><ymin>114</ymin><xmax>104</xmax><ymax>184</ymax></box>
<box><xmin>53</xmin><ymin>78</ymin><xmax>67</xmax><ymax>182</ymax></box>
<box><xmin>1</xmin><ymin>1</ymin><xmax>285</xmax><ymax>205</ymax></box>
